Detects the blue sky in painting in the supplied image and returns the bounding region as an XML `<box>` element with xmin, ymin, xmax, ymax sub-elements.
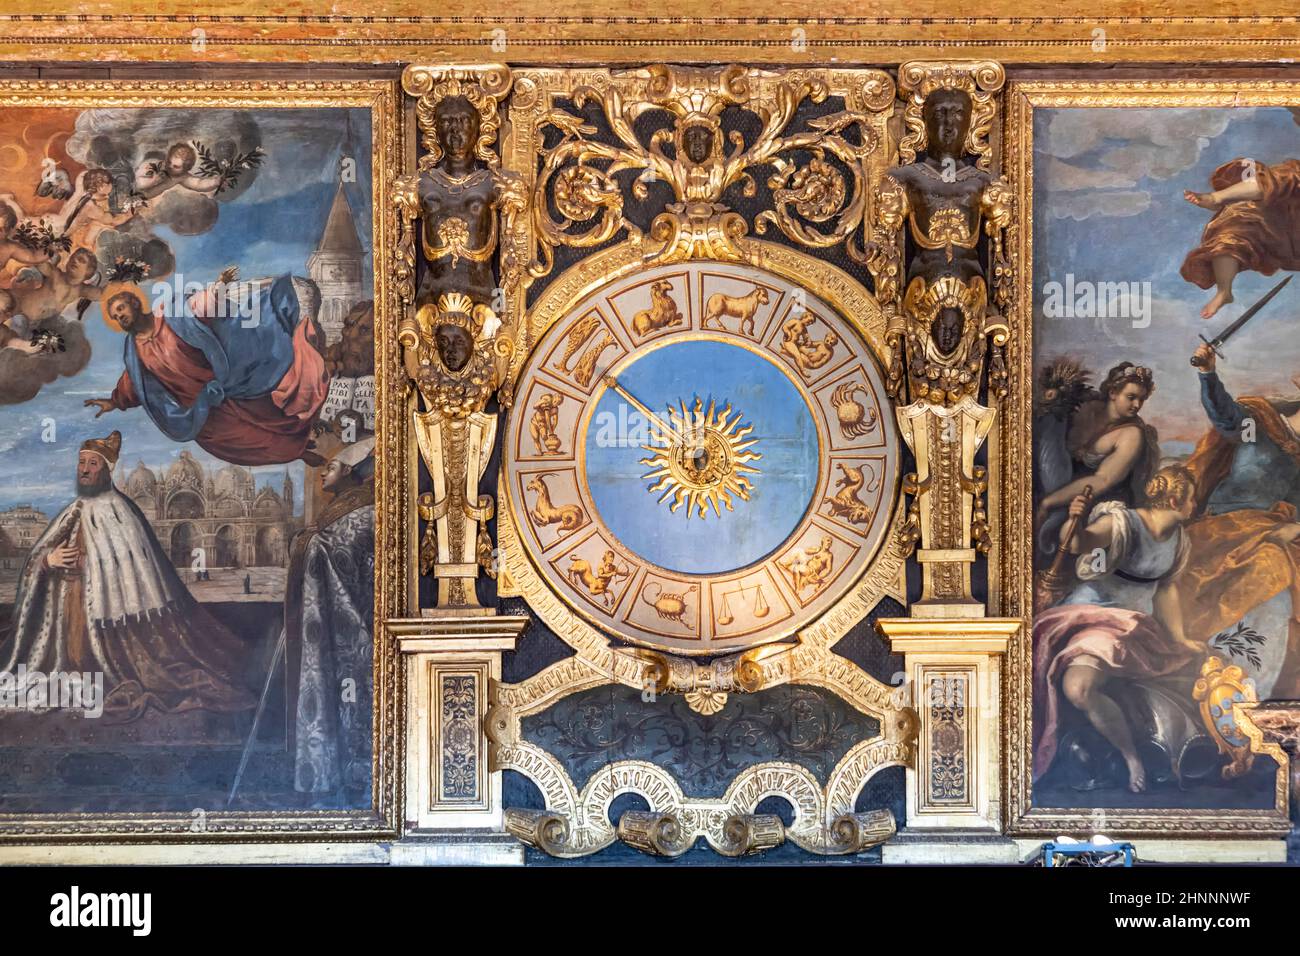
<box><xmin>1034</xmin><ymin>105</ymin><xmax>1300</xmax><ymax>445</ymax></box>
<box><xmin>584</xmin><ymin>340</ymin><xmax>819</xmax><ymax>575</ymax></box>
<box><xmin>0</xmin><ymin>108</ymin><xmax>372</xmax><ymax>516</ymax></box>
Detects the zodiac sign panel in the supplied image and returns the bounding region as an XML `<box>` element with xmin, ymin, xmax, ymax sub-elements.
<box><xmin>504</xmin><ymin>258</ymin><xmax>899</xmax><ymax>654</ymax></box>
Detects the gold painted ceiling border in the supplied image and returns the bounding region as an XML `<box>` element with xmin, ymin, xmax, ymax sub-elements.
<box><xmin>0</xmin><ymin>4</ymin><xmax>1297</xmax><ymax>63</ymax></box>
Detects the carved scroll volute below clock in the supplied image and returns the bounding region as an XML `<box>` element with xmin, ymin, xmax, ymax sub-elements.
<box><xmin>391</xmin><ymin>63</ymin><xmax>528</xmax><ymax>611</ymax></box>
<box><xmin>864</xmin><ymin>61</ymin><xmax>1012</xmax><ymax>614</ymax></box>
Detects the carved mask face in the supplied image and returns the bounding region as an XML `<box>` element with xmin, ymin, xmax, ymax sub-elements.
<box><xmin>436</xmin><ymin>323</ymin><xmax>474</xmax><ymax>372</ymax></box>
<box><xmin>435</xmin><ymin>97</ymin><xmax>480</xmax><ymax>163</ymax></box>
<box><xmin>923</xmin><ymin>89</ymin><xmax>971</xmax><ymax>158</ymax></box>
<box><xmin>682</xmin><ymin>124</ymin><xmax>715</xmax><ymax>165</ymax></box>
<box><xmin>932</xmin><ymin>306</ymin><xmax>965</xmax><ymax>355</ymax></box>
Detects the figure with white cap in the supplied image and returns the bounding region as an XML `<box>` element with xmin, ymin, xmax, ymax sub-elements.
<box><xmin>0</xmin><ymin>429</ymin><xmax>256</xmax><ymax>721</ymax></box>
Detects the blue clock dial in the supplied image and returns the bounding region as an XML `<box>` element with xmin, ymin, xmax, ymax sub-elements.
<box><xmin>582</xmin><ymin>338</ymin><xmax>819</xmax><ymax>575</ymax></box>
<box><xmin>504</xmin><ymin>258</ymin><xmax>897</xmax><ymax>654</ymax></box>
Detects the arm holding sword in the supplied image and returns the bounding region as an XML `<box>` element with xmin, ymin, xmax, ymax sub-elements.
<box><xmin>1192</xmin><ymin>341</ymin><xmax>1249</xmax><ymax>437</ymax></box>
<box><xmin>1189</xmin><ymin>273</ymin><xmax>1293</xmax><ymax>437</ymax></box>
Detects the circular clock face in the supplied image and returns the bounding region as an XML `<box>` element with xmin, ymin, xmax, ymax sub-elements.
<box><xmin>504</xmin><ymin>260</ymin><xmax>898</xmax><ymax>654</ymax></box>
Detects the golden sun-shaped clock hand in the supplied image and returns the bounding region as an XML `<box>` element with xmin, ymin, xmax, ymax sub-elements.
<box><xmin>603</xmin><ymin>375</ymin><xmax>762</xmax><ymax>519</ymax></box>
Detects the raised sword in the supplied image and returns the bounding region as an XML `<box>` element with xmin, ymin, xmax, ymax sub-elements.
<box><xmin>1190</xmin><ymin>274</ymin><xmax>1293</xmax><ymax>368</ymax></box>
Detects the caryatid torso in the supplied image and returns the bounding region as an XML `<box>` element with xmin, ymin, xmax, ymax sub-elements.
<box><xmin>415</xmin><ymin>96</ymin><xmax>504</xmax><ymax>308</ymax></box>
<box><xmin>874</xmin><ymin>88</ymin><xmax>1012</xmax><ymax>300</ymax></box>
<box><xmin>867</xmin><ymin>85</ymin><xmax>1013</xmax><ymax>407</ymax></box>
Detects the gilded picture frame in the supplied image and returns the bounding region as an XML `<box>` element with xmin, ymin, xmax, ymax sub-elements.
<box><xmin>1000</xmin><ymin>79</ymin><xmax>1298</xmax><ymax>837</ymax></box>
<box><xmin>0</xmin><ymin>78</ymin><xmax>404</xmax><ymax>842</ymax></box>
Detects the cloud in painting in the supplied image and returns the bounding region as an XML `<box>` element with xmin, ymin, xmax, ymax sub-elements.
<box><xmin>1038</xmin><ymin>108</ymin><xmax>1254</xmax><ymax>220</ymax></box>
<box><xmin>1042</xmin><ymin>108</ymin><xmax>1247</xmax><ymax>176</ymax></box>
<box><xmin>0</xmin><ymin>316</ymin><xmax>92</xmax><ymax>405</ymax></box>
<box><xmin>1042</xmin><ymin>156</ymin><xmax>1138</xmax><ymax>191</ymax></box>
<box><xmin>1047</xmin><ymin>188</ymin><xmax>1151</xmax><ymax>221</ymax></box>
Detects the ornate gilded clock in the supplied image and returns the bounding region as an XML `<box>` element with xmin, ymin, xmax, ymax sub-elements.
<box><xmin>501</xmin><ymin>253</ymin><xmax>902</xmax><ymax>656</ymax></box>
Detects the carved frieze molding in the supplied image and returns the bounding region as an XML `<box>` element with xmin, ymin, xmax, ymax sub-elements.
<box><xmin>0</xmin><ymin>7</ymin><xmax>1296</xmax><ymax>65</ymax></box>
<box><xmin>498</xmin><ymin>743</ymin><xmax>907</xmax><ymax>858</ymax></box>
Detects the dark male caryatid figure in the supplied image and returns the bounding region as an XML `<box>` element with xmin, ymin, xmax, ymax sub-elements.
<box><xmin>860</xmin><ymin>61</ymin><xmax>1012</xmax><ymax>611</ymax></box>
<box><xmin>392</xmin><ymin>66</ymin><xmax>526</xmax><ymax>611</ymax></box>
<box><xmin>864</xmin><ymin>66</ymin><xmax>1013</xmax><ymax>407</ymax></box>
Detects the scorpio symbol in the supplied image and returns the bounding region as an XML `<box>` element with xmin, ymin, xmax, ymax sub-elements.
<box><xmin>642</xmin><ymin>581</ymin><xmax>698</xmax><ymax>628</ymax></box>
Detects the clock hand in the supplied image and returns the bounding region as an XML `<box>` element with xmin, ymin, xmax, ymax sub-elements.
<box><xmin>603</xmin><ymin>375</ymin><xmax>684</xmax><ymax>449</ymax></box>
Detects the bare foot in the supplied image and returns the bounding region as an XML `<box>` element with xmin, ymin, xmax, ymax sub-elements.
<box><xmin>1125</xmin><ymin>756</ymin><xmax>1147</xmax><ymax>793</ymax></box>
<box><xmin>1184</xmin><ymin>189</ymin><xmax>1222</xmax><ymax>212</ymax></box>
<box><xmin>1201</xmin><ymin>288</ymin><xmax>1234</xmax><ymax>319</ymax></box>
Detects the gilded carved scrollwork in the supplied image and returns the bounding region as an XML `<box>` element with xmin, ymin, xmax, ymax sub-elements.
<box><xmin>498</xmin><ymin>745</ymin><xmax>909</xmax><ymax>858</ymax></box>
<box><xmin>714</xmin><ymin>813</ymin><xmax>787</xmax><ymax>857</ymax></box>
<box><xmin>503</xmin><ymin>808</ymin><xmax>573</xmax><ymax>856</ymax></box>
<box><xmin>489</xmin><ymin>625</ymin><xmax>917</xmax><ymax>857</ymax></box>
<box><xmin>827</xmin><ymin>809</ymin><xmax>897</xmax><ymax>853</ymax></box>
<box><xmin>616</xmin><ymin>810</ymin><xmax>694</xmax><ymax>857</ymax></box>
<box><xmin>631</xmin><ymin>644</ymin><xmax>776</xmax><ymax>716</ymax></box>
<box><xmin>512</xmin><ymin>64</ymin><xmax>893</xmax><ymax>278</ymax></box>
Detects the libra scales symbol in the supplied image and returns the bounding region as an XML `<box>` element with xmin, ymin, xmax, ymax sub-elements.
<box><xmin>717</xmin><ymin>583</ymin><xmax>770</xmax><ymax>626</ymax></box>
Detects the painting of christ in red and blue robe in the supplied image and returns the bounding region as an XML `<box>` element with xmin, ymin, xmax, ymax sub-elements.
<box><xmin>0</xmin><ymin>103</ymin><xmax>377</xmax><ymax>815</ymax></box>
